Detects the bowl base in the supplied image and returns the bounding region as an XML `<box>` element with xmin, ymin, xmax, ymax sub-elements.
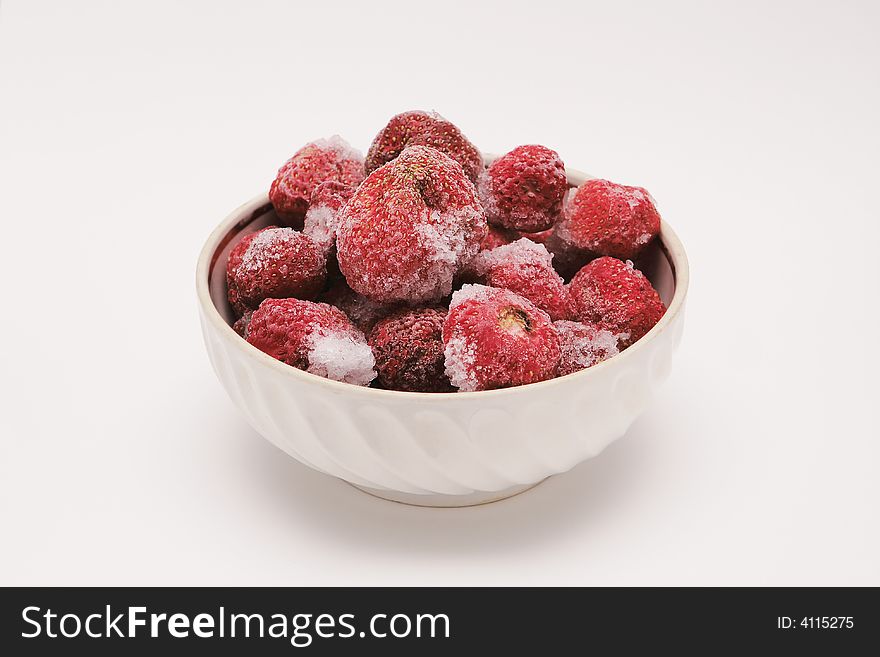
<box><xmin>346</xmin><ymin>479</ymin><xmax>547</xmax><ymax>508</ymax></box>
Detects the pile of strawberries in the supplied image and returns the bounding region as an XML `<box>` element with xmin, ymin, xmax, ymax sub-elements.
<box><xmin>226</xmin><ymin>111</ymin><xmax>666</xmax><ymax>392</ymax></box>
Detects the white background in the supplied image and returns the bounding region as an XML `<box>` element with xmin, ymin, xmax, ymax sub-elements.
<box><xmin>1</xmin><ymin>0</ymin><xmax>878</xmax><ymax>586</ymax></box>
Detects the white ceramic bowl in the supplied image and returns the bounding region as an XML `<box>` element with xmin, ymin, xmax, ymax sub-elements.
<box><xmin>196</xmin><ymin>166</ymin><xmax>689</xmax><ymax>506</ymax></box>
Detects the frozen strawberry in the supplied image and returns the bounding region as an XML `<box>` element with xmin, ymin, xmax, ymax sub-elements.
<box><xmin>303</xmin><ymin>180</ymin><xmax>356</xmax><ymax>253</ymax></box>
<box><xmin>472</xmin><ymin>238</ymin><xmax>571</xmax><ymax>320</ymax></box>
<box><xmin>520</xmin><ymin>228</ymin><xmax>554</xmax><ymax>244</ymax></box>
<box><xmin>567</xmin><ymin>257</ymin><xmax>665</xmax><ymax>348</ymax></box>
<box><xmin>443</xmin><ymin>285</ymin><xmax>560</xmax><ymax>391</ymax></box>
<box><xmin>554</xmin><ymin>320</ymin><xmax>621</xmax><ymax>376</ymax></box>
<box><xmin>319</xmin><ymin>279</ymin><xmax>397</xmax><ymax>334</ymax></box>
<box><xmin>226</xmin><ymin>227</ymin><xmax>326</xmax><ymax>313</ymax></box>
<box><xmin>479</xmin><ymin>224</ymin><xmax>519</xmax><ymax>251</ymax></box>
<box><xmin>477</xmin><ymin>145</ymin><xmax>567</xmax><ymax>232</ymax></box>
<box><xmin>527</xmin><ymin>188</ymin><xmax>597</xmax><ymax>280</ymax></box>
<box><xmin>232</xmin><ymin>310</ymin><xmax>253</xmax><ymax>338</ymax></box>
<box><xmin>246</xmin><ymin>298</ymin><xmax>376</xmax><ymax>386</ymax></box>
<box><xmin>365</xmin><ymin>111</ymin><xmax>483</xmax><ymax>183</ymax></box>
<box><xmin>302</xmin><ymin>180</ymin><xmax>356</xmax><ymax>286</ymax></box>
<box><xmin>455</xmin><ymin>225</ymin><xmax>520</xmax><ymax>285</ymax></box>
<box><xmin>369</xmin><ymin>308</ymin><xmax>452</xmax><ymax>392</ymax></box>
<box><xmin>337</xmin><ymin>146</ymin><xmax>487</xmax><ymax>304</ymax></box>
<box><xmin>269</xmin><ymin>136</ymin><xmax>364</xmax><ymax>228</ymax></box>
<box><xmin>556</xmin><ymin>178</ymin><xmax>661</xmax><ymax>260</ymax></box>
<box><xmin>226</xmin><ymin>229</ymin><xmax>262</xmax><ymax>315</ymax></box>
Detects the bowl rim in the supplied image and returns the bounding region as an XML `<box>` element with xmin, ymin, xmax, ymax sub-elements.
<box><xmin>196</xmin><ymin>166</ymin><xmax>689</xmax><ymax>401</ymax></box>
